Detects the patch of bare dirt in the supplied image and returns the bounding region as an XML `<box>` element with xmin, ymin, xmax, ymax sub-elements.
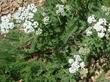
<box><xmin>0</xmin><ymin>0</ymin><xmax>45</xmax><ymax>16</ymax></box>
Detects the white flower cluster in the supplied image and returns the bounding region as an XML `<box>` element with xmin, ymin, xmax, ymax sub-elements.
<box><xmin>56</xmin><ymin>4</ymin><xmax>66</xmax><ymax>16</ymax></box>
<box><xmin>101</xmin><ymin>6</ymin><xmax>110</xmax><ymax>15</ymax></box>
<box><xmin>87</xmin><ymin>15</ymin><xmax>96</xmax><ymax>24</ymax></box>
<box><xmin>13</xmin><ymin>4</ymin><xmax>37</xmax><ymax>22</ymax></box>
<box><xmin>0</xmin><ymin>4</ymin><xmax>42</xmax><ymax>35</ymax></box>
<box><xmin>86</xmin><ymin>15</ymin><xmax>110</xmax><ymax>38</ymax></box>
<box><xmin>13</xmin><ymin>4</ymin><xmax>40</xmax><ymax>34</ymax></box>
<box><xmin>68</xmin><ymin>55</ymin><xmax>85</xmax><ymax>74</ymax></box>
<box><xmin>42</xmin><ymin>16</ymin><xmax>50</xmax><ymax>25</ymax></box>
<box><xmin>23</xmin><ymin>20</ymin><xmax>39</xmax><ymax>33</ymax></box>
<box><xmin>36</xmin><ymin>28</ymin><xmax>43</xmax><ymax>35</ymax></box>
<box><xmin>42</xmin><ymin>12</ymin><xmax>50</xmax><ymax>25</ymax></box>
<box><xmin>0</xmin><ymin>14</ymin><xmax>14</xmax><ymax>34</ymax></box>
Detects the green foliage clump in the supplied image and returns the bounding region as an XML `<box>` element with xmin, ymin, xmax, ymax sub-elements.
<box><xmin>1</xmin><ymin>0</ymin><xmax>110</xmax><ymax>82</ymax></box>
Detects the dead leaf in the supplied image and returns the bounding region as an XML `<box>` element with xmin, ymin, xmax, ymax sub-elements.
<box><xmin>105</xmin><ymin>70</ymin><xmax>110</xmax><ymax>80</ymax></box>
<box><xmin>18</xmin><ymin>79</ymin><xmax>23</xmax><ymax>82</ymax></box>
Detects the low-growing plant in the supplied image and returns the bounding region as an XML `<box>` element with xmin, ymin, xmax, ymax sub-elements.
<box><xmin>1</xmin><ymin>0</ymin><xmax>110</xmax><ymax>82</ymax></box>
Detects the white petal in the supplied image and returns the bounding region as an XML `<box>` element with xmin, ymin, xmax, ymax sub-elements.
<box><xmin>69</xmin><ymin>67</ymin><xmax>77</xmax><ymax>74</ymax></box>
<box><xmin>98</xmin><ymin>32</ymin><xmax>105</xmax><ymax>38</ymax></box>
<box><xmin>80</xmin><ymin>62</ymin><xmax>85</xmax><ymax>69</ymax></box>
<box><xmin>68</xmin><ymin>58</ymin><xmax>74</xmax><ymax>64</ymax></box>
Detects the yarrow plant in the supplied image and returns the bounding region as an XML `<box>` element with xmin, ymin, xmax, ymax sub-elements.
<box><xmin>0</xmin><ymin>14</ymin><xmax>14</xmax><ymax>34</ymax></box>
<box><xmin>86</xmin><ymin>15</ymin><xmax>110</xmax><ymax>38</ymax></box>
<box><xmin>68</xmin><ymin>55</ymin><xmax>85</xmax><ymax>74</ymax></box>
<box><xmin>13</xmin><ymin>3</ymin><xmax>37</xmax><ymax>21</ymax></box>
<box><xmin>0</xmin><ymin>4</ymin><xmax>42</xmax><ymax>35</ymax></box>
<box><xmin>1</xmin><ymin>0</ymin><xmax>110</xmax><ymax>82</ymax></box>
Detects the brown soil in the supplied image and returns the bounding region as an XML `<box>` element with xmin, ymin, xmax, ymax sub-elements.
<box><xmin>0</xmin><ymin>0</ymin><xmax>45</xmax><ymax>16</ymax></box>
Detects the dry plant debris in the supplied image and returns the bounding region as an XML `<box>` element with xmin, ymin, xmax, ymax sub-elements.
<box><xmin>0</xmin><ymin>0</ymin><xmax>45</xmax><ymax>16</ymax></box>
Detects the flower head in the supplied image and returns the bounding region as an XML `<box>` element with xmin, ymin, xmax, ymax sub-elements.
<box><xmin>36</xmin><ymin>28</ymin><xmax>42</xmax><ymax>35</ymax></box>
<box><xmin>80</xmin><ymin>62</ymin><xmax>85</xmax><ymax>69</ymax></box>
<box><xmin>97</xmin><ymin>32</ymin><xmax>105</xmax><ymax>38</ymax></box>
<box><xmin>74</xmin><ymin>55</ymin><xmax>82</xmax><ymax>61</ymax></box>
<box><xmin>87</xmin><ymin>15</ymin><xmax>96</xmax><ymax>24</ymax></box>
<box><xmin>85</xmin><ymin>27</ymin><xmax>93</xmax><ymax>36</ymax></box>
<box><xmin>56</xmin><ymin>4</ymin><xmax>66</xmax><ymax>16</ymax></box>
<box><xmin>68</xmin><ymin>58</ymin><xmax>74</xmax><ymax>64</ymax></box>
<box><xmin>43</xmin><ymin>16</ymin><xmax>49</xmax><ymax>25</ymax></box>
<box><xmin>68</xmin><ymin>55</ymin><xmax>85</xmax><ymax>74</ymax></box>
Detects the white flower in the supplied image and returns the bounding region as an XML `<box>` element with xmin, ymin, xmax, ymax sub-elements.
<box><xmin>74</xmin><ymin>55</ymin><xmax>82</xmax><ymax>61</ymax></box>
<box><xmin>0</xmin><ymin>14</ymin><xmax>15</xmax><ymax>34</ymax></box>
<box><xmin>32</xmin><ymin>21</ymin><xmax>39</xmax><ymax>28</ymax></box>
<box><xmin>69</xmin><ymin>61</ymin><xmax>80</xmax><ymax>74</ymax></box>
<box><xmin>30</xmin><ymin>4</ymin><xmax>37</xmax><ymax>13</ymax></box>
<box><xmin>13</xmin><ymin>3</ymin><xmax>37</xmax><ymax>21</ymax></box>
<box><xmin>93</xmin><ymin>22</ymin><xmax>106</xmax><ymax>32</ymax></box>
<box><xmin>27</xmin><ymin>4</ymin><xmax>37</xmax><ymax>13</ymax></box>
<box><xmin>85</xmin><ymin>27</ymin><xmax>93</xmax><ymax>36</ymax></box>
<box><xmin>24</xmin><ymin>26</ymin><xmax>35</xmax><ymax>33</ymax></box>
<box><xmin>108</xmin><ymin>24</ymin><xmax>110</xmax><ymax>32</ymax></box>
<box><xmin>7</xmin><ymin>22</ymin><xmax>15</xmax><ymax>29</ymax></box>
<box><xmin>43</xmin><ymin>16</ymin><xmax>49</xmax><ymax>25</ymax></box>
<box><xmin>65</xmin><ymin>5</ymin><xmax>70</xmax><ymax>11</ymax></box>
<box><xmin>0</xmin><ymin>3</ymin><xmax>39</xmax><ymax>34</ymax></box>
<box><xmin>69</xmin><ymin>67</ymin><xmax>78</xmax><ymax>74</ymax></box>
<box><xmin>1</xmin><ymin>14</ymin><xmax>11</xmax><ymax>22</ymax></box>
<box><xmin>93</xmin><ymin>23</ymin><xmax>103</xmax><ymax>31</ymax></box>
<box><xmin>36</xmin><ymin>28</ymin><xmax>42</xmax><ymax>35</ymax></box>
<box><xmin>80</xmin><ymin>62</ymin><xmax>85</xmax><ymax>69</ymax></box>
<box><xmin>22</xmin><ymin>20</ymin><xmax>35</xmax><ymax>33</ymax></box>
<box><xmin>71</xmin><ymin>61</ymin><xmax>80</xmax><ymax>68</ymax></box>
<box><xmin>97</xmin><ymin>32</ymin><xmax>105</xmax><ymax>38</ymax></box>
<box><xmin>56</xmin><ymin>4</ymin><xmax>66</xmax><ymax>16</ymax></box>
<box><xmin>98</xmin><ymin>18</ymin><xmax>107</xmax><ymax>25</ymax></box>
<box><xmin>101</xmin><ymin>6</ymin><xmax>107</xmax><ymax>11</ymax></box>
<box><xmin>0</xmin><ymin>28</ymin><xmax>9</xmax><ymax>34</ymax></box>
<box><xmin>87</xmin><ymin>15</ymin><xmax>96</xmax><ymax>24</ymax></box>
<box><xmin>68</xmin><ymin>55</ymin><xmax>85</xmax><ymax>74</ymax></box>
<box><xmin>18</xmin><ymin>7</ymin><xmax>25</xmax><ymax>12</ymax></box>
<box><xmin>109</xmin><ymin>24</ymin><xmax>110</xmax><ymax>28</ymax></box>
<box><xmin>23</xmin><ymin>20</ymin><xmax>32</xmax><ymax>27</ymax></box>
<box><xmin>108</xmin><ymin>28</ymin><xmax>110</xmax><ymax>32</ymax></box>
<box><xmin>68</xmin><ymin>58</ymin><xmax>74</xmax><ymax>64</ymax></box>
<box><xmin>86</xmin><ymin>30</ymin><xmax>92</xmax><ymax>36</ymax></box>
<box><xmin>86</xmin><ymin>14</ymin><xmax>109</xmax><ymax>39</ymax></box>
<box><xmin>28</xmin><ymin>13</ymin><xmax>34</xmax><ymax>19</ymax></box>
